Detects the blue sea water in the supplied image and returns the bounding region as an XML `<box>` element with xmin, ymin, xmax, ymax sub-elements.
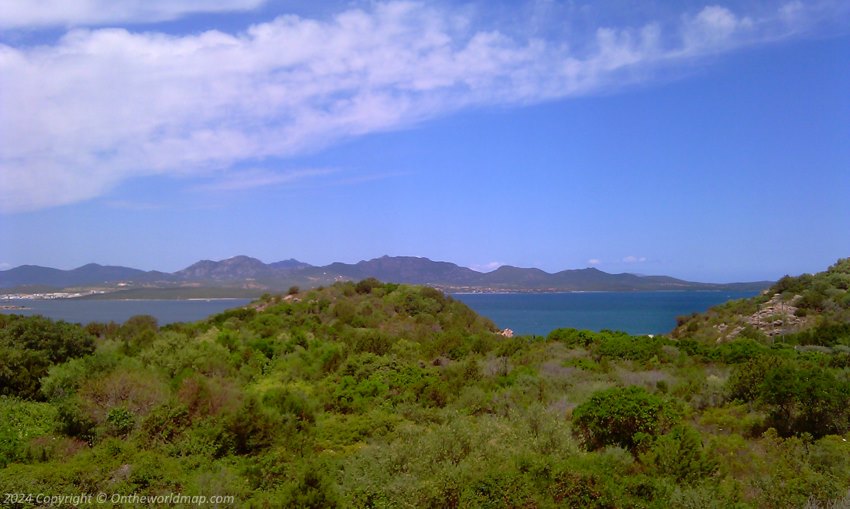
<box><xmin>453</xmin><ymin>291</ymin><xmax>759</xmax><ymax>336</ymax></box>
<box><xmin>1</xmin><ymin>291</ymin><xmax>758</xmax><ymax>334</ymax></box>
<box><xmin>0</xmin><ymin>299</ymin><xmax>253</xmax><ymax>326</ymax></box>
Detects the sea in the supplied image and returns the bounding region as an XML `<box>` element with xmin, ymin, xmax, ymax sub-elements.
<box><xmin>453</xmin><ymin>291</ymin><xmax>759</xmax><ymax>336</ymax></box>
<box><xmin>0</xmin><ymin>299</ymin><xmax>253</xmax><ymax>326</ymax></box>
<box><xmin>0</xmin><ymin>291</ymin><xmax>758</xmax><ymax>335</ymax></box>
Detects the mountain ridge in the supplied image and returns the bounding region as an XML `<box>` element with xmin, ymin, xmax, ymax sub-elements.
<box><xmin>0</xmin><ymin>255</ymin><xmax>772</xmax><ymax>294</ymax></box>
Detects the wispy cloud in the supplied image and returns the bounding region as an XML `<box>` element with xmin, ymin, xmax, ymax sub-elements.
<box><xmin>105</xmin><ymin>200</ymin><xmax>167</xmax><ymax>211</ymax></box>
<box><xmin>0</xmin><ymin>0</ymin><xmax>266</xmax><ymax>29</ymax></box>
<box><xmin>0</xmin><ymin>1</ymin><xmax>845</xmax><ymax>212</ymax></box>
<box><xmin>622</xmin><ymin>255</ymin><xmax>648</xmax><ymax>264</ymax></box>
<box><xmin>328</xmin><ymin>171</ymin><xmax>411</xmax><ymax>187</ymax></box>
<box><xmin>194</xmin><ymin>168</ymin><xmax>335</xmax><ymax>192</ymax></box>
<box><xmin>587</xmin><ymin>258</ymin><xmax>602</xmax><ymax>266</ymax></box>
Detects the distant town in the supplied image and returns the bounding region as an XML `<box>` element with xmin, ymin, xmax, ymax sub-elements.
<box><xmin>1</xmin><ymin>290</ymin><xmax>107</xmax><ymax>300</ymax></box>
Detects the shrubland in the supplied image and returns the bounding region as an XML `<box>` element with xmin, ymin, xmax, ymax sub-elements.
<box><xmin>0</xmin><ymin>264</ymin><xmax>849</xmax><ymax>508</ymax></box>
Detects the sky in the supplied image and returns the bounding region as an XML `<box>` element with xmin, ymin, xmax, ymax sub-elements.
<box><xmin>0</xmin><ymin>0</ymin><xmax>848</xmax><ymax>282</ymax></box>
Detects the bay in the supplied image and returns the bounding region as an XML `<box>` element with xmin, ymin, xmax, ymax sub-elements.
<box><xmin>1</xmin><ymin>291</ymin><xmax>759</xmax><ymax>334</ymax></box>
<box><xmin>453</xmin><ymin>291</ymin><xmax>759</xmax><ymax>336</ymax></box>
<box><xmin>0</xmin><ymin>298</ymin><xmax>253</xmax><ymax>325</ymax></box>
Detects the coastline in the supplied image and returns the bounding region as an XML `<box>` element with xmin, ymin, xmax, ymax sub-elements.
<box><xmin>449</xmin><ymin>289</ymin><xmax>746</xmax><ymax>295</ymax></box>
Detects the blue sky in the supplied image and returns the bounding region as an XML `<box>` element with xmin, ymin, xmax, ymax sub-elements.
<box><xmin>0</xmin><ymin>0</ymin><xmax>848</xmax><ymax>282</ymax></box>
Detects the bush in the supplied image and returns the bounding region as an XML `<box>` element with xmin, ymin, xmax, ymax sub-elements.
<box><xmin>0</xmin><ymin>397</ymin><xmax>57</xmax><ymax>467</ymax></box>
<box><xmin>281</xmin><ymin>462</ymin><xmax>341</xmax><ymax>508</ymax></box>
<box><xmin>105</xmin><ymin>406</ymin><xmax>135</xmax><ymax>437</ymax></box>
<box><xmin>355</xmin><ymin>278</ymin><xmax>382</xmax><ymax>295</ymax></box>
<box><xmin>572</xmin><ymin>386</ymin><xmax>682</xmax><ymax>452</ymax></box>
<box><xmin>118</xmin><ymin>315</ymin><xmax>159</xmax><ymax>354</ymax></box>
<box><xmin>641</xmin><ymin>425</ymin><xmax>718</xmax><ymax>484</ymax></box>
<box><xmin>714</xmin><ymin>339</ymin><xmax>768</xmax><ymax>364</ymax></box>
<box><xmin>548</xmin><ymin>328</ymin><xmax>599</xmax><ymax>348</ymax></box>
<box><xmin>0</xmin><ymin>316</ymin><xmax>96</xmax><ymax>399</ymax></box>
<box><xmin>224</xmin><ymin>397</ymin><xmax>277</xmax><ymax>455</ymax></box>
<box><xmin>726</xmin><ymin>355</ymin><xmax>785</xmax><ymax>403</ymax></box>
<box><xmin>595</xmin><ymin>333</ymin><xmax>665</xmax><ymax>362</ymax></box>
<box><xmin>0</xmin><ymin>315</ymin><xmax>95</xmax><ymax>363</ymax></box>
<box><xmin>760</xmin><ymin>365</ymin><xmax>850</xmax><ymax>437</ymax></box>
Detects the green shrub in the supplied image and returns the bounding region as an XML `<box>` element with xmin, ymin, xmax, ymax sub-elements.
<box><xmin>550</xmin><ymin>469</ymin><xmax>613</xmax><ymax>508</ymax></box>
<box><xmin>572</xmin><ymin>386</ymin><xmax>682</xmax><ymax>452</ymax></box>
<box><xmin>118</xmin><ymin>315</ymin><xmax>159</xmax><ymax>354</ymax></box>
<box><xmin>714</xmin><ymin>339</ymin><xmax>768</xmax><ymax>363</ymax></box>
<box><xmin>641</xmin><ymin>425</ymin><xmax>718</xmax><ymax>484</ymax></box>
<box><xmin>760</xmin><ymin>365</ymin><xmax>850</xmax><ymax>437</ymax></box>
<box><xmin>55</xmin><ymin>395</ymin><xmax>95</xmax><ymax>442</ymax></box>
<box><xmin>726</xmin><ymin>355</ymin><xmax>786</xmax><ymax>403</ymax></box>
<box><xmin>595</xmin><ymin>333</ymin><xmax>665</xmax><ymax>362</ymax></box>
<box><xmin>548</xmin><ymin>328</ymin><xmax>599</xmax><ymax>348</ymax></box>
<box><xmin>139</xmin><ymin>402</ymin><xmax>191</xmax><ymax>446</ymax></box>
<box><xmin>280</xmin><ymin>462</ymin><xmax>341</xmax><ymax>508</ymax></box>
<box><xmin>355</xmin><ymin>278</ymin><xmax>382</xmax><ymax>295</ymax></box>
<box><xmin>105</xmin><ymin>406</ymin><xmax>135</xmax><ymax>437</ymax></box>
<box><xmin>459</xmin><ymin>469</ymin><xmax>535</xmax><ymax>508</ymax></box>
<box><xmin>0</xmin><ymin>316</ymin><xmax>96</xmax><ymax>400</ymax></box>
<box><xmin>224</xmin><ymin>397</ymin><xmax>277</xmax><ymax>455</ymax></box>
<box><xmin>0</xmin><ymin>397</ymin><xmax>58</xmax><ymax>467</ymax></box>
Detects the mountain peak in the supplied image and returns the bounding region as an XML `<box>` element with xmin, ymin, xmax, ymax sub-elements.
<box><xmin>269</xmin><ymin>259</ymin><xmax>311</xmax><ymax>271</ymax></box>
<box><xmin>176</xmin><ymin>255</ymin><xmax>271</xmax><ymax>281</ymax></box>
<box><xmin>75</xmin><ymin>263</ymin><xmax>104</xmax><ymax>270</ymax></box>
<box><xmin>220</xmin><ymin>255</ymin><xmax>265</xmax><ymax>266</ymax></box>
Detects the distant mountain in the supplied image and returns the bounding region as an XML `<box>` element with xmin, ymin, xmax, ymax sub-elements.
<box><xmin>269</xmin><ymin>259</ymin><xmax>312</xmax><ymax>271</ymax></box>
<box><xmin>0</xmin><ymin>263</ymin><xmax>172</xmax><ymax>289</ymax></box>
<box><xmin>0</xmin><ymin>255</ymin><xmax>772</xmax><ymax>294</ymax></box>
<box><xmin>303</xmin><ymin>255</ymin><xmax>482</xmax><ymax>286</ymax></box>
<box><xmin>477</xmin><ymin>265</ymin><xmax>555</xmax><ymax>288</ymax></box>
<box><xmin>175</xmin><ymin>255</ymin><xmax>276</xmax><ymax>281</ymax></box>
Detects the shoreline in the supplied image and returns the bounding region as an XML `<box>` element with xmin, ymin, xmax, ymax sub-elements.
<box><xmin>1</xmin><ymin>297</ymin><xmax>252</xmax><ymax>302</ymax></box>
<box><xmin>449</xmin><ymin>289</ymin><xmax>746</xmax><ymax>295</ymax></box>
<box><xmin>0</xmin><ymin>289</ymin><xmax>752</xmax><ymax>300</ymax></box>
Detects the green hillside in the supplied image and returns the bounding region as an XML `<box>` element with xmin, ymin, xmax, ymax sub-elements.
<box><xmin>1</xmin><ymin>275</ymin><xmax>849</xmax><ymax>507</ymax></box>
<box><xmin>673</xmin><ymin>258</ymin><xmax>850</xmax><ymax>345</ymax></box>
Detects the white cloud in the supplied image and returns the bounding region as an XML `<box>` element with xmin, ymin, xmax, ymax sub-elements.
<box><xmin>105</xmin><ymin>200</ymin><xmax>166</xmax><ymax>211</ymax></box>
<box><xmin>194</xmin><ymin>168</ymin><xmax>335</xmax><ymax>192</ymax></box>
<box><xmin>0</xmin><ymin>1</ymin><xmax>840</xmax><ymax>213</ymax></box>
<box><xmin>681</xmin><ymin>5</ymin><xmax>753</xmax><ymax>50</ymax></box>
<box><xmin>622</xmin><ymin>255</ymin><xmax>648</xmax><ymax>264</ymax></box>
<box><xmin>0</xmin><ymin>0</ymin><xmax>266</xmax><ymax>29</ymax></box>
<box><xmin>587</xmin><ymin>259</ymin><xmax>602</xmax><ymax>266</ymax></box>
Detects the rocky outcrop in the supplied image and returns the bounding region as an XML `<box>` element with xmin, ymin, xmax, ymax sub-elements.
<box><xmin>714</xmin><ymin>293</ymin><xmax>807</xmax><ymax>340</ymax></box>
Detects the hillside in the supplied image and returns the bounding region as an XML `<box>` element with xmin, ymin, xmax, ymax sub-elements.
<box><xmin>1</xmin><ymin>272</ymin><xmax>849</xmax><ymax>507</ymax></box>
<box><xmin>0</xmin><ymin>255</ymin><xmax>771</xmax><ymax>295</ymax></box>
<box><xmin>673</xmin><ymin>258</ymin><xmax>850</xmax><ymax>344</ymax></box>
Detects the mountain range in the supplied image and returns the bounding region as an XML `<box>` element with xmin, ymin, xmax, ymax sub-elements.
<box><xmin>0</xmin><ymin>255</ymin><xmax>771</xmax><ymax>296</ymax></box>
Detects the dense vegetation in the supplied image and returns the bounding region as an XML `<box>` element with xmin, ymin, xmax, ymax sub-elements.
<box><xmin>1</xmin><ymin>265</ymin><xmax>849</xmax><ymax>508</ymax></box>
